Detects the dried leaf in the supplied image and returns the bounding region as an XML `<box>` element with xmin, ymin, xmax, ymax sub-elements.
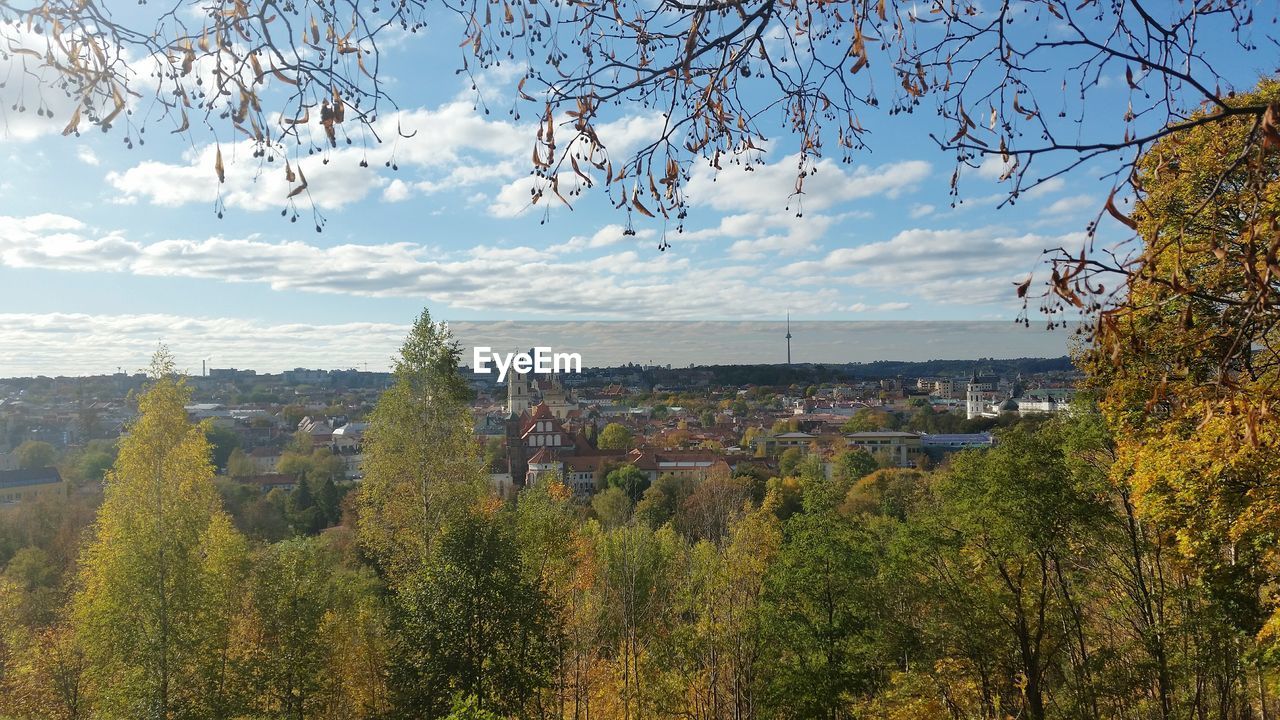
<box><xmin>61</xmin><ymin>106</ymin><xmax>81</xmax><ymax>136</ymax></box>
<box><xmin>1015</xmin><ymin>276</ymin><xmax>1032</xmax><ymax>298</ymax></box>
<box><xmin>287</xmin><ymin>165</ymin><xmax>308</xmax><ymax>198</ymax></box>
<box><xmin>1104</xmin><ymin>188</ymin><xmax>1137</xmax><ymax>230</ymax></box>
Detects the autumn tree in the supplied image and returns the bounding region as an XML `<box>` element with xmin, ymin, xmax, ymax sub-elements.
<box><xmin>71</xmin><ymin>349</ymin><xmax>249</xmax><ymax>719</ymax></box>
<box><xmin>1081</xmin><ymin>80</ymin><xmax>1280</xmax><ymax>689</ymax></box>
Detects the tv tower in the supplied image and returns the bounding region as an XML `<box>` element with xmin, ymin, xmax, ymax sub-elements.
<box><xmin>785</xmin><ymin>312</ymin><xmax>792</xmax><ymax>365</ymax></box>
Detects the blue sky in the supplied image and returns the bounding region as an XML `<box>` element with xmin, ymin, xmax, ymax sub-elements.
<box><xmin>0</xmin><ymin>3</ymin><xmax>1273</xmax><ymax>375</ymax></box>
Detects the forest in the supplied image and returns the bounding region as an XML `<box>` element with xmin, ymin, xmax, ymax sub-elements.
<box><xmin>0</xmin><ymin>319</ymin><xmax>1270</xmax><ymax>720</ymax></box>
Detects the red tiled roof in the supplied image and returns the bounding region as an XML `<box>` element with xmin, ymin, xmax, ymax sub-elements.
<box><xmin>239</xmin><ymin>473</ymin><xmax>298</xmax><ymax>488</ymax></box>
<box><xmin>528</xmin><ymin>447</ymin><xmax>557</xmax><ymax>464</ymax></box>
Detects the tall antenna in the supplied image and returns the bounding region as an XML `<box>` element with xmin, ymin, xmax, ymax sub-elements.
<box><xmin>785</xmin><ymin>312</ymin><xmax>793</xmax><ymax>366</ymax></box>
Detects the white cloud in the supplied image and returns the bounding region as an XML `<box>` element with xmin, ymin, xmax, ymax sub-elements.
<box><xmin>1023</xmin><ymin>177</ymin><xmax>1065</xmax><ymax>198</ymax></box>
<box><xmin>1044</xmin><ymin>194</ymin><xmax>1095</xmax><ymax>216</ymax></box>
<box><xmin>106</xmin><ymin>99</ymin><xmax>530</xmax><ymax>211</ymax></box>
<box><xmin>847</xmin><ymin>302</ymin><xmax>912</xmax><ymax>312</ymax></box>
<box><xmin>685</xmin><ymin>154</ymin><xmax>931</xmax><ymax>213</ymax></box>
<box><xmin>554</xmin><ymin>224</ymin><xmax>656</xmax><ymax>253</ymax></box>
<box><xmin>780</xmin><ymin>225</ymin><xmax>1088</xmax><ymax>304</ymax></box>
<box><xmin>0</xmin><ymin>213</ymin><xmax>853</xmax><ymax>319</ymax></box>
<box><xmin>909</xmin><ymin>204</ymin><xmax>935</xmax><ymax>218</ymax></box>
<box><xmin>75</xmin><ymin>146</ymin><xmax>100</xmax><ymax>166</ymax></box>
<box><xmin>975</xmin><ymin>155</ymin><xmax>1016</xmax><ymax>181</ymax></box>
<box><xmin>382</xmin><ymin>179</ymin><xmax>412</xmax><ymax>202</ymax></box>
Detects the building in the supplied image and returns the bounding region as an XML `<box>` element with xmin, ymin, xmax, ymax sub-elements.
<box><xmin>507</xmin><ymin>367</ymin><xmax>533</xmax><ymax>416</ymax></box>
<box><xmin>250</xmin><ymin>446</ymin><xmax>282</xmax><ymax>474</ymax></box>
<box><xmin>750</xmin><ymin>431</ymin><xmax>818</xmax><ymax>454</ymax></box>
<box><xmin>1012</xmin><ymin>389</ymin><xmax>1075</xmax><ymax>416</ymax></box>
<box><xmin>844</xmin><ymin>431</ymin><xmax>922</xmax><ymax>467</ymax></box>
<box><xmin>238</xmin><ymin>473</ymin><xmax>299</xmax><ymax>493</ymax></box>
<box><xmin>966</xmin><ymin>386</ymin><xmax>1075</xmax><ymax>420</ymax></box>
<box><xmin>507</xmin><ymin>366</ymin><xmax>580</xmax><ymax>419</ymax></box>
<box><xmin>297</xmin><ymin>416</ymin><xmax>335</xmax><ymax>446</ymax></box>
<box><xmin>920</xmin><ymin>432</ymin><xmax>996</xmax><ymax>451</ymax></box>
<box><xmin>625</xmin><ymin>449</ymin><xmax>725</xmax><ymax>483</ymax></box>
<box><xmin>0</xmin><ymin>467</ymin><xmax>65</xmax><ymax>505</ymax></box>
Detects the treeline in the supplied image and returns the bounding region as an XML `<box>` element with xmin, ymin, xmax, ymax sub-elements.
<box><xmin>0</xmin><ymin>310</ymin><xmax>1275</xmax><ymax>720</ymax></box>
<box><xmin>645</xmin><ymin>355</ymin><xmax>1075</xmax><ymax>388</ymax></box>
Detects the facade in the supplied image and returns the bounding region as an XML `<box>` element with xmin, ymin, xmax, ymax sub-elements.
<box><xmin>625</xmin><ymin>450</ymin><xmax>724</xmax><ymax>483</ymax></box>
<box><xmin>250</xmin><ymin>446</ymin><xmax>282</xmax><ymax>474</ymax></box>
<box><xmin>920</xmin><ymin>432</ymin><xmax>996</xmax><ymax>450</ymax></box>
<box><xmin>844</xmin><ymin>431</ymin><xmax>922</xmax><ymax>467</ymax></box>
<box><xmin>507</xmin><ymin>368</ymin><xmax>580</xmax><ymax>419</ymax></box>
<box><xmin>1013</xmin><ymin>390</ymin><xmax>1075</xmax><ymax>416</ymax></box>
<box><xmin>0</xmin><ymin>467</ymin><xmax>65</xmax><ymax>505</ymax></box>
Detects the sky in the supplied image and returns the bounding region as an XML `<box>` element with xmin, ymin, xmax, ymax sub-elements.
<box><xmin>0</xmin><ymin>2</ymin><xmax>1273</xmax><ymax>376</ymax></box>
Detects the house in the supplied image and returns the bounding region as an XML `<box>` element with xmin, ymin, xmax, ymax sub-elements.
<box><xmin>250</xmin><ymin>446</ymin><xmax>282</xmax><ymax>474</ymax></box>
<box><xmin>297</xmin><ymin>416</ymin><xmax>334</xmax><ymax>445</ymax></box>
<box><xmin>0</xmin><ymin>467</ymin><xmax>65</xmax><ymax>505</ymax></box>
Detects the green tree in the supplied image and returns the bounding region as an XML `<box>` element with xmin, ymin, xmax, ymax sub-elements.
<box><xmin>358</xmin><ymin>309</ymin><xmax>486</xmax><ymax>581</ymax></box>
<box><xmin>596</xmin><ymin>423</ymin><xmax>633</xmax><ymax>451</ymax></box>
<box><xmin>204</xmin><ymin>424</ymin><xmax>241</xmax><ymax>472</ymax></box>
<box><xmin>606</xmin><ymin>464</ymin><xmax>650</xmax><ymax>502</ymax></box>
<box><xmin>390</xmin><ymin>508</ymin><xmax>557</xmax><ymax>718</ymax></box>
<box><xmin>288</xmin><ymin>477</ymin><xmax>323</xmax><ymax>535</ymax></box>
<box><xmin>15</xmin><ymin>441</ymin><xmax>55</xmax><ymax>470</ymax></box>
<box><xmin>71</xmin><ymin>350</ymin><xmax>248</xmax><ymax>719</ymax></box>
<box><xmin>592</xmin><ymin>487</ymin><xmax>634</xmax><ymax>529</ymax></box>
<box><xmin>281</xmin><ymin>405</ymin><xmax>306</xmax><ymax>430</ymax></box>
<box><xmin>831</xmin><ymin>448</ymin><xmax>876</xmax><ymax>488</ymax></box>
<box><xmin>762</xmin><ymin>507</ymin><xmax>878</xmax><ymax>719</ymax></box>
<box><xmin>226</xmin><ymin>447</ymin><xmax>255</xmax><ymax>478</ymax></box>
<box><xmin>840</xmin><ymin>408</ymin><xmax>899</xmax><ymax>433</ymax></box>
<box><xmin>634</xmin><ymin>474</ymin><xmax>693</xmax><ymax>530</ymax></box>
<box><xmin>246</xmin><ymin>537</ymin><xmax>335</xmax><ymax>720</ymax></box>
<box><xmin>61</xmin><ymin>439</ymin><xmax>117</xmax><ymax>486</ymax></box>
<box><xmin>777</xmin><ymin>447</ymin><xmax>803</xmax><ymax>477</ymax></box>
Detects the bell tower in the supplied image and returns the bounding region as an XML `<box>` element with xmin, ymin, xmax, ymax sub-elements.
<box><xmin>507</xmin><ymin>363</ymin><xmax>532</xmax><ymax>416</ymax></box>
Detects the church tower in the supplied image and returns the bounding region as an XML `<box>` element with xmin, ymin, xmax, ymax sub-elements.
<box><xmin>507</xmin><ymin>366</ymin><xmax>532</xmax><ymax>416</ymax></box>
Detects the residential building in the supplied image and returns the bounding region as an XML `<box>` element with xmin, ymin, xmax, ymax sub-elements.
<box><xmin>0</xmin><ymin>467</ymin><xmax>65</xmax><ymax>505</ymax></box>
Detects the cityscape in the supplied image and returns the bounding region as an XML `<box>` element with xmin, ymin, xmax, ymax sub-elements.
<box><xmin>0</xmin><ymin>343</ymin><xmax>1080</xmax><ymax>505</ymax></box>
